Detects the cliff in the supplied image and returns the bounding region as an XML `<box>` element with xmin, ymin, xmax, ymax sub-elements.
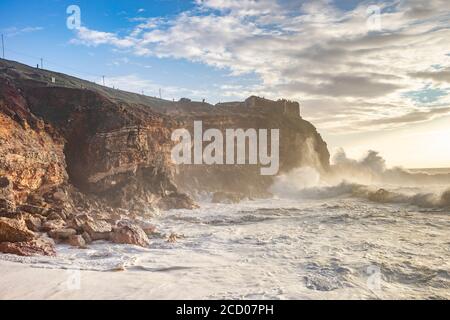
<box><xmin>0</xmin><ymin>58</ymin><xmax>329</xmax><ymax>255</ymax></box>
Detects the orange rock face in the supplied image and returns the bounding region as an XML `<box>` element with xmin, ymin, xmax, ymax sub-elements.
<box><xmin>0</xmin><ymin>238</ymin><xmax>56</xmax><ymax>256</ymax></box>
<box><xmin>0</xmin><ymin>217</ymin><xmax>35</xmax><ymax>243</ymax></box>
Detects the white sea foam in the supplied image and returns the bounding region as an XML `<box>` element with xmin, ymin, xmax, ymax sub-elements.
<box><xmin>0</xmin><ymin>151</ymin><xmax>449</xmax><ymax>299</ymax></box>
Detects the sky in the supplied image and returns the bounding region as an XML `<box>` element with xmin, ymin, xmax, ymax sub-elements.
<box><xmin>1</xmin><ymin>0</ymin><xmax>449</xmax><ymax>168</ymax></box>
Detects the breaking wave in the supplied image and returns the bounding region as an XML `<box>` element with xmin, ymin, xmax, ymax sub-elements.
<box><xmin>270</xmin><ymin>150</ymin><xmax>450</xmax><ymax>209</ymax></box>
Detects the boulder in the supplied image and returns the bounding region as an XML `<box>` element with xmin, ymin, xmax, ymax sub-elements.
<box><xmin>0</xmin><ymin>177</ymin><xmax>15</xmax><ymax>213</ymax></box>
<box><xmin>167</xmin><ymin>233</ymin><xmax>183</xmax><ymax>243</ymax></box>
<box><xmin>158</xmin><ymin>193</ymin><xmax>199</xmax><ymax>210</ymax></box>
<box><xmin>48</xmin><ymin>228</ymin><xmax>77</xmax><ymax>241</ymax></box>
<box><xmin>139</xmin><ymin>222</ymin><xmax>157</xmax><ymax>236</ymax></box>
<box><xmin>110</xmin><ymin>221</ymin><xmax>150</xmax><ymax>247</ymax></box>
<box><xmin>212</xmin><ymin>192</ymin><xmax>246</xmax><ymax>204</ymax></box>
<box><xmin>0</xmin><ymin>217</ymin><xmax>35</xmax><ymax>242</ymax></box>
<box><xmin>0</xmin><ymin>237</ymin><xmax>55</xmax><ymax>256</ymax></box>
<box><xmin>0</xmin><ymin>198</ymin><xmax>16</xmax><ymax>214</ymax></box>
<box><xmin>42</xmin><ymin>219</ymin><xmax>65</xmax><ymax>232</ymax></box>
<box><xmin>52</xmin><ymin>191</ymin><xmax>67</xmax><ymax>202</ymax></box>
<box><xmin>24</xmin><ymin>214</ymin><xmax>42</xmax><ymax>232</ymax></box>
<box><xmin>81</xmin><ymin>231</ymin><xmax>92</xmax><ymax>244</ymax></box>
<box><xmin>46</xmin><ymin>211</ymin><xmax>64</xmax><ymax>221</ymax></box>
<box><xmin>19</xmin><ymin>204</ymin><xmax>48</xmax><ymax>216</ymax></box>
<box><xmin>68</xmin><ymin>234</ymin><xmax>86</xmax><ymax>248</ymax></box>
<box><xmin>83</xmin><ymin>220</ymin><xmax>112</xmax><ymax>241</ymax></box>
<box><xmin>67</xmin><ymin>214</ymin><xmax>93</xmax><ymax>232</ymax></box>
<box><xmin>0</xmin><ymin>177</ymin><xmax>10</xmax><ymax>189</ymax></box>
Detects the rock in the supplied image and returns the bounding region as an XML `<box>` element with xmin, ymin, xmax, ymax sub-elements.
<box><xmin>19</xmin><ymin>204</ymin><xmax>48</xmax><ymax>215</ymax></box>
<box><xmin>139</xmin><ymin>222</ymin><xmax>157</xmax><ymax>236</ymax></box>
<box><xmin>0</xmin><ymin>237</ymin><xmax>55</xmax><ymax>256</ymax></box>
<box><xmin>81</xmin><ymin>231</ymin><xmax>92</xmax><ymax>244</ymax></box>
<box><xmin>0</xmin><ymin>177</ymin><xmax>10</xmax><ymax>189</ymax></box>
<box><xmin>0</xmin><ymin>217</ymin><xmax>35</xmax><ymax>242</ymax></box>
<box><xmin>66</xmin><ymin>214</ymin><xmax>91</xmax><ymax>232</ymax></box>
<box><xmin>46</xmin><ymin>211</ymin><xmax>64</xmax><ymax>221</ymax></box>
<box><xmin>24</xmin><ymin>214</ymin><xmax>42</xmax><ymax>232</ymax></box>
<box><xmin>68</xmin><ymin>234</ymin><xmax>86</xmax><ymax>248</ymax></box>
<box><xmin>48</xmin><ymin>228</ymin><xmax>77</xmax><ymax>241</ymax></box>
<box><xmin>167</xmin><ymin>232</ymin><xmax>183</xmax><ymax>243</ymax></box>
<box><xmin>41</xmin><ymin>219</ymin><xmax>65</xmax><ymax>232</ymax></box>
<box><xmin>0</xmin><ymin>177</ymin><xmax>16</xmax><ymax>213</ymax></box>
<box><xmin>52</xmin><ymin>191</ymin><xmax>67</xmax><ymax>202</ymax></box>
<box><xmin>83</xmin><ymin>220</ymin><xmax>112</xmax><ymax>241</ymax></box>
<box><xmin>158</xmin><ymin>193</ymin><xmax>199</xmax><ymax>210</ymax></box>
<box><xmin>212</xmin><ymin>192</ymin><xmax>246</xmax><ymax>204</ymax></box>
<box><xmin>110</xmin><ymin>221</ymin><xmax>150</xmax><ymax>247</ymax></box>
<box><xmin>0</xmin><ymin>198</ymin><xmax>16</xmax><ymax>214</ymax></box>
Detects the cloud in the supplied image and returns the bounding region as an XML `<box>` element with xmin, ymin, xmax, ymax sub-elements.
<box><xmin>4</xmin><ymin>26</ymin><xmax>44</xmax><ymax>37</ymax></box>
<box><xmin>358</xmin><ymin>107</ymin><xmax>450</xmax><ymax>126</ymax></box>
<box><xmin>71</xmin><ymin>27</ymin><xmax>136</xmax><ymax>48</ymax></box>
<box><xmin>105</xmin><ymin>74</ymin><xmax>209</xmax><ymax>100</ymax></box>
<box><xmin>410</xmin><ymin>68</ymin><xmax>450</xmax><ymax>83</ymax></box>
<box><xmin>69</xmin><ymin>0</ymin><xmax>450</xmax><ymax>132</ymax></box>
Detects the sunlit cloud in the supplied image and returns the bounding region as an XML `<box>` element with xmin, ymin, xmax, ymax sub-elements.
<box><xmin>69</xmin><ymin>0</ymin><xmax>450</xmax><ymax>134</ymax></box>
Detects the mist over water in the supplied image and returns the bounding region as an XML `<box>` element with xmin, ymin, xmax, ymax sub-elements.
<box><xmin>271</xmin><ymin>149</ymin><xmax>450</xmax><ymax>209</ymax></box>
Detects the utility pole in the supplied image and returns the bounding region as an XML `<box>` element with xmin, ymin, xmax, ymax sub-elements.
<box><xmin>159</xmin><ymin>88</ymin><xmax>162</xmax><ymax>99</ymax></box>
<box><xmin>1</xmin><ymin>34</ymin><xmax>4</xmax><ymax>59</ymax></box>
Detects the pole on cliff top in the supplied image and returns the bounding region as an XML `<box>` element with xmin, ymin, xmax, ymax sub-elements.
<box><xmin>40</xmin><ymin>58</ymin><xmax>43</xmax><ymax>69</ymax></box>
<box><xmin>1</xmin><ymin>34</ymin><xmax>5</xmax><ymax>59</ymax></box>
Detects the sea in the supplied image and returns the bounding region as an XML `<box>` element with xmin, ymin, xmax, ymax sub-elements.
<box><xmin>1</xmin><ymin>164</ymin><xmax>449</xmax><ymax>299</ymax></box>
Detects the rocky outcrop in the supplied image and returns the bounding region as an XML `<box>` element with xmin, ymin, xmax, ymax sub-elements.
<box><xmin>0</xmin><ymin>217</ymin><xmax>35</xmax><ymax>242</ymax></box>
<box><xmin>0</xmin><ymin>217</ymin><xmax>55</xmax><ymax>256</ymax></box>
<box><xmin>0</xmin><ymin>237</ymin><xmax>55</xmax><ymax>256</ymax></box>
<box><xmin>83</xmin><ymin>220</ymin><xmax>112</xmax><ymax>241</ymax></box>
<box><xmin>212</xmin><ymin>192</ymin><xmax>247</xmax><ymax>204</ymax></box>
<box><xmin>0</xmin><ymin>58</ymin><xmax>330</xmax><ymax>256</ymax></box>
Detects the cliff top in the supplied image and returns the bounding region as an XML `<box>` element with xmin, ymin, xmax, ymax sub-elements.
<box><xmin>0</xmin><ymin>58</ymin><xmax>300</xmax><ymax>117</ymax></box>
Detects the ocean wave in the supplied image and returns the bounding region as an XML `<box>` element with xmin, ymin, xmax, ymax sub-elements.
<box><xmin>270</xmin><ymin>163</ymin><xmax>450</xmax><ymax>209</ymax></box>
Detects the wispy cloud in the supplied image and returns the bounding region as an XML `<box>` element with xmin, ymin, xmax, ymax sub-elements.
<box><xmin>4</xmin><ymin>26</ymin><xmax>44</xmax><ymax>37</ymax></box>
<box><xmin>68</xmin><ymin>0</ymin><xmax>450</xmax><ymax>133</ymax></box>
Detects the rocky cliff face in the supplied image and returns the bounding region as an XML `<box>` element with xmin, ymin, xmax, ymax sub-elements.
<box><xmin>0</xmin><ymin>59</ymin><xmax>330</xmax><ymax>255</ymax></box>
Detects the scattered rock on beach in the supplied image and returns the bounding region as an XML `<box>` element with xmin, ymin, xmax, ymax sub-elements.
<box><xmin>139</xmin><ymin>222</ymin><xmax>157</xmax><ymax>236</ymax></box>
<box><xmin>0</xmin><ymin>217</ymin><xmax>35</xmax><ymax>243</ymax></box>
<box><xmin>48</xmin><ymin>228</ymin><xmax>77</xmax><ymax>241</ymax></box>
<box><xmin>0</xmin><ymin>237</ymin><xmax>55</xmax><ymax>256</ymax></box>
<box><xmin>68</xmin><ymin>234</ymin><xmax>86</xmax><ymax>248</ymax></box>
<box><xmin>42</xmin><ymin>219</ymin><xmax>65</xmax><ymax>232</ymax></box>
<box><xmin>83</xmin><ymin>220</ymin><xmax>112</xmax><ymax>241</ymax></box>
<box><xmin>81</xmin><ymin>232</ymin><xmax>92</xmax><ymax>244</ymax></box>
<box><xmin>110</xmin><ymin>221</ymin><xmax>150</xmax><ymax>247</ymax></box>
<box><xmin>212</xmin><ymin>192</ymin><xmax>246</xmax><ymax>204</ymax></box>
